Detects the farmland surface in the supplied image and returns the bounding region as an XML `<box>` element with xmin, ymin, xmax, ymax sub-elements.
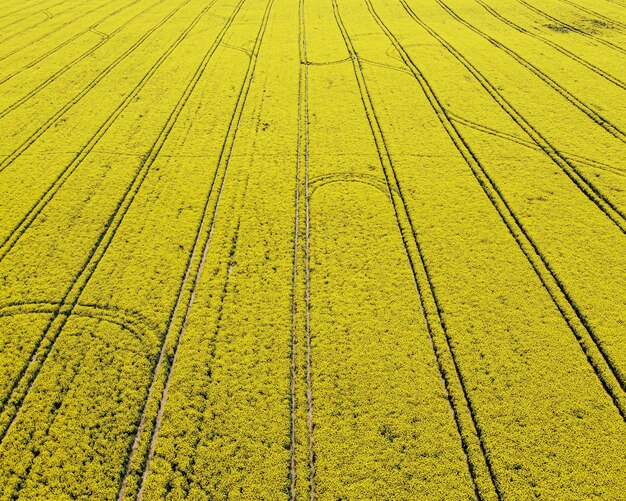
<box><xmin>0</xmin><ymin>0</ymin><xmax>625</xmax><ymax>499</ymax></box>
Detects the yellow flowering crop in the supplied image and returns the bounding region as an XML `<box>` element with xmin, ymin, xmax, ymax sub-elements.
<box><xmin>0</xmin><ymin>0</ymin><xmax>624</xmax><ymax>498</ymax></box>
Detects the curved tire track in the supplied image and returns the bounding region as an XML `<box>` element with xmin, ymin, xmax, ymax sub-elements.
<box><xmin>0</xmin><ymin>0</ymin><xmax>220</xmax><ymax>447</ymax></box>
<box><xmin>473</xmin><ymin>0</ymin><xmax>626</xmax><ymax>91</ymax></box>
<box><xmin>370</xmin><ymin>0</ymin><xmax>626</xmax><ymax>432</ymax></box>
<box><xmin>423</xmin><ymin>0</ymin><xmax>626</xmax><ymax>234</ymax></box>
<box><xmin>333</xmin><ymin>1</ymin><xmax>502</xmax><ymax>499</ymax></box>
<box><xmin>113</xmin><ymin>1</ymin><xmax>276</xmax><ymax>498</ymax></box>
<box><xmin>0</xmin><ymin>0</ymin><xmax>150</xmax><ymax>87</ymax></box>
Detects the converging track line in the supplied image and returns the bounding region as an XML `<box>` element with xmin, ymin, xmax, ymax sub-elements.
<box><xmin>0</xmin><ymin>0</ymin><xmax>150</xmax><ymax>87</ymax></box>
<box><xmin>367</xmin><ymin>0</ymin><xmax>626</xmax><ymax>426</ymax></box>
<box><xmin>447</xmin><ymin>111</ymin><xmax>626</xmax><ymax>178</ymax></box>
<box><xmin>0</xmin><ymin>0</ymin><xmax>64</xmax><ymax>25</ymax></box>
<box><xmin>0</xmin><ymin>0</ymin><xmax>192</xmax><ymax>160</ymax></box>
<box><xmin>115</xmin><ymin>1</ymin><xmax>277</xmax><ymax>498</ymax></box>
<box><xmin>0</xmin><ymin>0</ymin><xmax>203</xmax><ymax>263</ymax></box>
<box><xmin>423</xmin><ymin>0</ymin><xmax>626</xmax><ymax>234</ymax></box>
<box><xmin>178</xmin><ymin>204</ymin><xmax>245</xmax><ymax>498</ymax></box>
<box><xmin>0</xmin><ymin>0</ymin><xmax>224</xmax><ymax>450</ymax></box>
<box><xmin>332</xmin><ymin>1</ymin><xmax>502</xmax><ymax>499</ymax></box>
<box><xmin>472</xmin><ymin>0</ymin><xmax>626</xmax><ymax>91</ymax></box>
<box><xmin>554</xmin><ymin>0</ymin><xmax>626</xmax><ymax>33</ymax></box>
<box><xmin>436</xmin><ymin>0</ymin><xmax>626</xmax><ymax>144</ymax></box>
<box><xmin>0</xmin><ymin>0</ymin><xmax>72</xmax><ymax>40</ymax></box>
<box><xmin>513</xmin><ymin>0</ymin><xmax>626</xmax><ymax>56</ymax></box>
<box><xmin>0</xmin><ymin>1</ymin><xmax>113</xmax><ymax>62</ymax></box>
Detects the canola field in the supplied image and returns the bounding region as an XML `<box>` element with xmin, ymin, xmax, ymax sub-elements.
<box><xmin>0</xmin><ymin>0</ymin><xmax>625</xmax><ymax>499</ymax></box>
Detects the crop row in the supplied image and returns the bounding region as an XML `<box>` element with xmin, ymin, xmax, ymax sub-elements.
<box><xmin>0</xmin><ymin>0</ymin><xmax>624</xmax><ymax>498</ymax></box>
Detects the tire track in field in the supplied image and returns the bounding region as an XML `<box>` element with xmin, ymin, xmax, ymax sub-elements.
<box><xmin>2</xmin><ymin>350</ymin><xmax>88</xmax><ymax>499</ymax></box>
<box><xmin>116</xmin><ymin>2</ymin><xmax>274</xmax><ymax>498</ymax></box>
<box><xmin>0</xmin><ymin>0</ymin><xmax>203</xmax><ymax>262</ymax></box>
<box><xmin>290</xmin><ymin>0</ymin><xmax>314</xmax><ymax>497</ymax></box>
<box><xmin>0</xmin><ymin>0</ymin><xmax>226</xmax><ymax>447</ymax></box>
<box><xmin>0</xmin><ymin>0</ymin><xmax>150</xmax><ymax>86</ymax></box>
<box><xmin>437</xmin><ymin>1</ymin><xmax>626</xmax><ymax>145</ymax></box>
<box><xmin>0</xmin><ymin>7</ymin><xmax>67</xmax><ymax>46</ymax></box>
<box><xmin>333</xmin><ymin>2</ymin><xmax>500</xmax><ymax>500</ymax></box>
<box><xmin>606</xmin><ymin>0</ymin><xmax>626</xmax><ymax>9</ymax></box>
<box><xmin>303</xmin><ymin>0</ymin><xmax>315</xmax><ymax>495</ymax></box>
<box><xmin>0</xmin><ymin>2</ymin><xmax>107</xmax><ymax>60</ymax></box>
<box><xmin>289</xmin><ymin>0</ymin><xmax>306</xmax><ymax>495</ymax></box>
<box><xmin>306</xmin><ymin>56</ymin><xmax>352</xmax><ymax>65</ymax></box>
<box><xmin>289</xmin><ymin>57</ymin><xmax>301</xmax><ymax>501</ymax></box>
<box><xmin>360</xmin><ymin>56</ymin><xmax>412</xmax><ymax>75</ymax></box>
<box><xmin>425</xmin><ymin>0</ymin><xmax>626</xmax><ymax>234</ymax></box>
<box><xmin>514</xmin><ymin>0</ymin><xmax>626</xmax><ymax>55</ymax></box>
<box><xmin>0</xmin><ymin>300</ymin><xmax>154</xmax><ymax>328</ymax></box>
<box><xmin>173</xmin><ymin>179</ymin><xmax>250</xmax><ymax>496</ymax></box>
<box><xmin>309</xmin><ymin>173</ymin><xmax>393</xmax><ymax>197</ymax></box>
<box><xmin>0</xmin><ymin>0</ymin><xmax>167</xmax><ymax>114</ymax></box>
<box><xmin>473</xmin><ymin>0</ymin><xmax>626</xmax><ymax>91</ymax></box>
<box><xmin>448</xmin><ymin>111</ymin><xmax>626</xmax><ymax>179</ymax></box>
<box><xmin>0</xmin><ymin>0</ymin><xmax>69</xmax><ymax>33</ymax></box>
<box><xmin>0</xmin><ymin>301</ymin><xmax>157</xmax><ymax>344</ymax></box>
<box><xmin>0</xmin><ymin>0</ymin><xmax>193</xmax><ymax>172</ymax></box>
<box><xmin>371</xmin><ymin>0</ymin><xmax>626</xmax><ymax>426</ymax></box>
<box><xmin>180</xmin><ymin>214</ymin><xmax>243</xmax><ymax>498</ymax></box>
<box><xmin>90</xmin><ymin>27</ymin><xmax>109</xmax><ymax>39</ymax></box>
<box><xmin>555</xmin><ymin>0</ymin><xmax>626</xmax><ymax>33</ymax></box>
<box><xmin>0</xmin><ymin>0</ymin><xmax>50</xmax><ymax>23</ymax></box>
<box><xmin>0</xmin><ymin>0</ymin><xmax>191</xmax><ymax>150</ymax></box>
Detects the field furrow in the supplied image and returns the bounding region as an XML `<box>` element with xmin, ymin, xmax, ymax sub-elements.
<box><xmin>472</xmin><ymin>0</ymin><xmax>626</xmax><ymax>91</ymax></box>
<box><xmin>334</xmin><ymin>0</ymin><xmax>621</xmax><ymax>497</ymax></box>
<box><xmin>0</xmin><ymin>0</ymin><xmax>154</xmax><ymax>86</ymax></box>
<box><xmin>0</xmin><ymin>0</ymin><xmax>624</xmax><ymax>498</ymax></box>
<box><xmin>0</xmin><ymin>1</ymin><xmax>119</xmax><ymax>60</ymax></box>
<box><xmin>0</xmin><ymin>0</ymin><xmax>244</xmax><ymax>456</ymax></box>
<box><xmin>514</xmin><ymin>0</ymin><xmax>626</xmax><ymax>56</ymax></box>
